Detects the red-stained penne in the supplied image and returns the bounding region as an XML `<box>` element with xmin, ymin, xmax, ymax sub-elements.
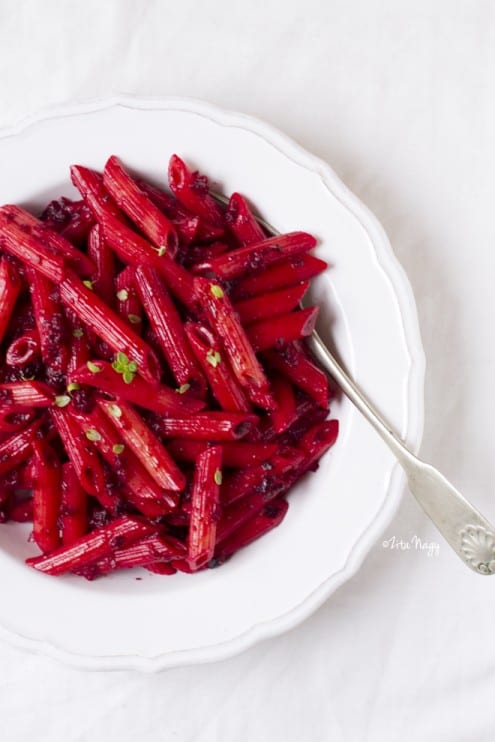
<box><xmin>167</xmin><ymin>440</ymin><xmax>277</xmax><ymax>467</ymax></box>
<box><xmin>268</xmin><ymin>373</ymin><xmax>297</xmax><ymax>434</ymax></box>
<box><xmin>184</xmin><ymin>323</ymin><xmax>251</xmax><ymax>412</ymax></box>
<box><xmin>246</xmin><ymin>307</ymin><xmax>319</xmax><ymax>352</ymax></box>
<box><xmin>26</xmin><ymin>267</ymin><xmax>70</xmax><ymax>389</ymax></box>
<box><xmin>68</xmin><ymin>360</ymin><xmax>205</xmax><ymax>416</ymax></box>
<box><xmin>50</xmin><ymin>407</ymin><xmax>110</xmax><ymax>506</ymax></box>
<box><xmin>60</xmin><ymin>462</ymin><xmax>88</xmax><ymax>546</ymax></box>
<box><xmin>180</xmin><ymin>240</ymin><xmax>229</xmax><ymax>269</ymax></box>
<box><xmin>0</xmin><ymin>419</ymin><xmax>42</xmax><ymax>476</ymax></box>
<box><xmin>0</xmin><ymin>409</ymin><xmax>35</xmax><ymax>434</ymax></box>
<box><xmin>134</xmin><ymin>265</ymin><xmax>205</xmax><ymax>390</ymax></box>
<box><xmin>0</xmin><ymin>204</ymin><xmax>95</xmax><ymax>277</ymax></box>
<box><xmin>193</xmin><ymin>277</ymin><xmax>275</xmax><ymax>410</ymax></box>
<box><xmin>9</xmin><ymin>498</ymin><xmax>34</xmax><ymax>523</ymax></box>
<box><xmin>146</xmin><ymin>561</ymin><xmax>178</xmax><ymax>575</ymax></box>
<box><xmin>31</xmin><ymin>440</ymin><xmax>61</xmax><ymax>554</ymax></box>
<box><xmin>66</xmin><ymin>323</ymin><xmax>91</xmax><ymax>378</ymax></box>
<box><xmin>225</xmin><ymin>192</ymin><xmax>266</xmax><ymax>245</ymax></box>
<box><xmin>231</xmin><ymin>254</ymin><xmax>327</xmax><ymax>300</ymax></box>
<box><xmin>138</xmin><ymin>178</ymin><xmax>223</xmax><ymax>243</ymax></box>
<box><xmin>87</xmin><ymin>224</ymin><xmax>116</xmax><ymax>306</ymax></box>
<box><xmin>154</xmin><ymin>412</ymin><xmax>258</xmax><ymax>441</ymax></box>
<box><xmin>188</xmin><ymin>445</ymin><xmax>222</xmax><ymax>569</ymax></box>
<box><xmin>115</xmin><ymin>265</ymin><xmax>143</xmax><ymax>329</ymax></box>
<box><xmin>194</xmin><ymin>231</ymin><xmax>316</xmax><ymax>280</ymax></box>
<box><xmin>26</xmin><ymin>517</ymin><xmax>156</xmax><ymax>576</ymax></box>
<box><xmin>0</xmin><ymin>214</ymin><xmax>65</xmax><ymax>282</ymax></box>
<box><xmin>97</xmin><ymin>398</ymin><xmax>186</xmax><ymax>492</ymax></box>
<box><xmin>213</xmin><ymin>498</ymin><xmax>289</xmax><ymax>565</ymax></box>
<box><xmin>263</xmin><ymin>343</ymin><xmax>330</xmax><ymax>409</ymax></box>
<box><xmin>70</xmin><ymin>165</ymin><xmax>122</xmax><ymax>221</ymax></box>
<box><xmin>234</xmin><ymin>282</ymin><xmax>309</xmax><ymax>325</ymax></box>
<box><xmin>298</xmin><ymin>419</ymin><xmax>339</xmax><ymax>472</ymax></box>
<box><xmin>5</xmin><ymin>329</ymin><xmax>41</xmax><ymax>368</ymax></box>
<box><xmin>70</xmin><ymin>406</ymin><xmax>179</xmax><ymax>514</ymax></box>
<box><xmin>96</xmin><ymin>534</ymin><xmax>186</xmax><ymax>574</ymax></box>
<box><xmin>259</xmin><ymin>394</ymin><xmax>329</xmax><ymax>443</ymax></box>
<box><xmin>59</xmin><ymin>271</ymin><xmax>161</xmax><ymax>385</ymax></box>
<box><xmin>103</xmin><ymin>156</ymin><xmax>179</xmax><ymax>256</ymax></box>
<box><xmin>168</xmin><ymin>155</ymin><xmax>224</xmax><ymax>228</ymax></box>
<box><xmin>0</xmin><ymin>257</ymin><xmax>22</xmax><ymax>344</ymax></box>
<box><xmin>98</xmin><ymin>211</ymin><xmax>195</xmax><ymax>307</ymax></box>
<box><xmin>220</xmin><ymin>446</ymin><xmax>304</xmax><ymax>506</ymax></box>
<box><xmin>0</xmin><ymin>381</ymin><xmax>53</xmax><ymax>409</ymax></box>
<box><xmin>137</xmin><ymin>179</ymin><xmax>200</xmax><ymax>244</ymax></box>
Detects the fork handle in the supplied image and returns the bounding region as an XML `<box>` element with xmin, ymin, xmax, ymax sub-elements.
<box><xmin>307</xmin><ymin>331</ymin><xmax>495</xmax><ymax>574</ymax></box>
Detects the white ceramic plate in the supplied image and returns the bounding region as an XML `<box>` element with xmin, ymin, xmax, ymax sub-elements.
<box><xmin>0</xmin><ymin>97</ymin><xmax>424</xmax><ymax>671</ymax></box>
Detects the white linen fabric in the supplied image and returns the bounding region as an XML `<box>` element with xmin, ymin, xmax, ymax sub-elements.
<box><xmin>1</xmin><ymin>1</ymin><xmax>494</xmax><ymax>739</ymax></box>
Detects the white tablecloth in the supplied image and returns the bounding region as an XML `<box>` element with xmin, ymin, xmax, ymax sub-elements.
<box><xmin>1</xmin><ymin>1</ymin><xmax>495</xmax><ymax>739</ymax></box>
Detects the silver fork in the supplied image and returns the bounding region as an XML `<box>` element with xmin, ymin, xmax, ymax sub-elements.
<box><xmin>212</xmin><ymin>192</ymin><xmax>495</xmax><ymax>574</ymax></box>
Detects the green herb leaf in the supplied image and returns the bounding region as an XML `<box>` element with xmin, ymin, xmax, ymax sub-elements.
<box><xmin>112</xmin><ymin>443</ymin><xmax>125</xmax><ymax>455</ymax></box>
<box><xmin>111</xmin><ymin>352</ymin><xmax>137</xmax><ymax>383</ymax></box>
<box><xmin>210</xmin><ymin>284</ymin><xmax>224</xmax><ymax>299</ymax></box>
<box><xmin>108</xmin><ymin>404</ymin><xmax>122</xmax><ymax>419</ymax></box>
<box><xmin>116</xmin><ymin>288</ymin><xmax>129</xmax><ymax>302</ymax></box>
<box><xmin>54</xmin><ymin>394</ymin><xmax>71</xmax><ymax>408</ymax></box>
<box><xmin>214</xmin><ymin>469</ymin><xmax>223</xmax><ymax>486</ymax></box>
<box><xmin>83</xmin><ymin>280</ymin><xmax>93</xmax><ymax>290</ymax></box>
<box><xmin>72</xmin><ymin>328</ymin><xmax>84</xmax><ymax>339</ymax></box>
<box><xmin>87</xmin><ymin>361</ymin><xmax>102</xmax><ymax>374</ymax></box>
<box><xmin>67</xmin><ymin>382</ymin><xmax>80</xmax><ymax>394</ymax></box>
<box><xmin>206</xmin><ymin>349</ymin><xmax>221</xmax><ymax>368</ymax></box>
<box><xmin>128</xmin><ymin>314</ymin><xmax>141</xmax><ymax>324</ymax></box>
<box><xmin>157</xmin><ymin>245</ymin><xmax>167</xmax><ymax>257</ymax></box>
<box><xmin>85</xmin><ymin>429</ymin><xmax>102</xmax><ymax>442</ymax></box>
<box><xmin>176</xmin><ymin>383</ymin><xmax>191</xmax><ymax>394</ymax></box>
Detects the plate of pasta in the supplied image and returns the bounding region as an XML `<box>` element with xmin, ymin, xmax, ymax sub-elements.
<box><xmin>0</xmin><ymin>97</ymin><xmax>424</xmax><ymax>670</ymax></box>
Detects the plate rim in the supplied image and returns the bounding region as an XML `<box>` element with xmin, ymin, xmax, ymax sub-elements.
<box><xmin>0</xmin><ymin>95</ymin><xmax>425</xmax><ymax>671</ymax></box>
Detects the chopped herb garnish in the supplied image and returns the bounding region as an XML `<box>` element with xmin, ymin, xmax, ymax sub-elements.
<box><xmin>108</xmin><ymin>404</ymin><xmax>122</xmax><ymax>418</ymax></box>
<box><xmin>128</xmin><ymin>313</ymin><xmax>141</xmax><ymax>324</ymax></box>
<box><xmin>116</xmin><ymin>289</ymin><xmax>129</xmax><ymax>302</ymax></box>
<box><xmin>87</xmin><ymin>361</ymin><xmax>102</xmax><ymax>374</ymax></box>
<box><xmin>67</xmin><ymin>382</ymin><xmax>80</xmax><ymax>394</ymax></box>
<box><xmin>73</xmin><ymin>328</ymin><xmax>84</xmax><ymax>339</ymax></box>
<box><xmin>176</xmin><ymin>383</ymin><xmax>191</xmax><ymax>394</ymax></box>
<box><xmin>54</xmin><ymin>394</ymin><xmax>71</xmax><ymax>408</ymax></box>
<box><xmin>112</xmin><ymin>352</ymin><xmax>138</xmax><ymax>384</ymax></box>
<box><xmin>85</xmin><ymin>429</ymin><xmax>102</xmax><ymax>442</ymax></box>
<box><xmin>157</xmin><ymin>245</ymin><xmax>167</xmax><ymax>257</ymax></box>
<box><xmin>206</xmin><ymin>349</ymin><xmax>221</xmax><ymax>368</ymax></box>
<box><xmin>83</xmin><ymin>280</ymin><xmax>93</xmax><ymax>290</ymax></box>
<box><xmin>214</xmin><ymin>469</ymin><xmax>223</xmax><ymax>486</ymax></box>
<box><xmin>210</xmin><ymin>284</ymin><xmax>224</xmax><ymax>299</ymax></box>
<box><xmin>112</xmin><ymin>443</ymin><xmax>125</xmax><ymax>455</ymax></box>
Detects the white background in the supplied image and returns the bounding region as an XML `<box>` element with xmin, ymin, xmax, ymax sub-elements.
<box><xmin>1</xmin><ymin>1</ymin><xmax>495</xmax><ymax>740</ymax></box>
